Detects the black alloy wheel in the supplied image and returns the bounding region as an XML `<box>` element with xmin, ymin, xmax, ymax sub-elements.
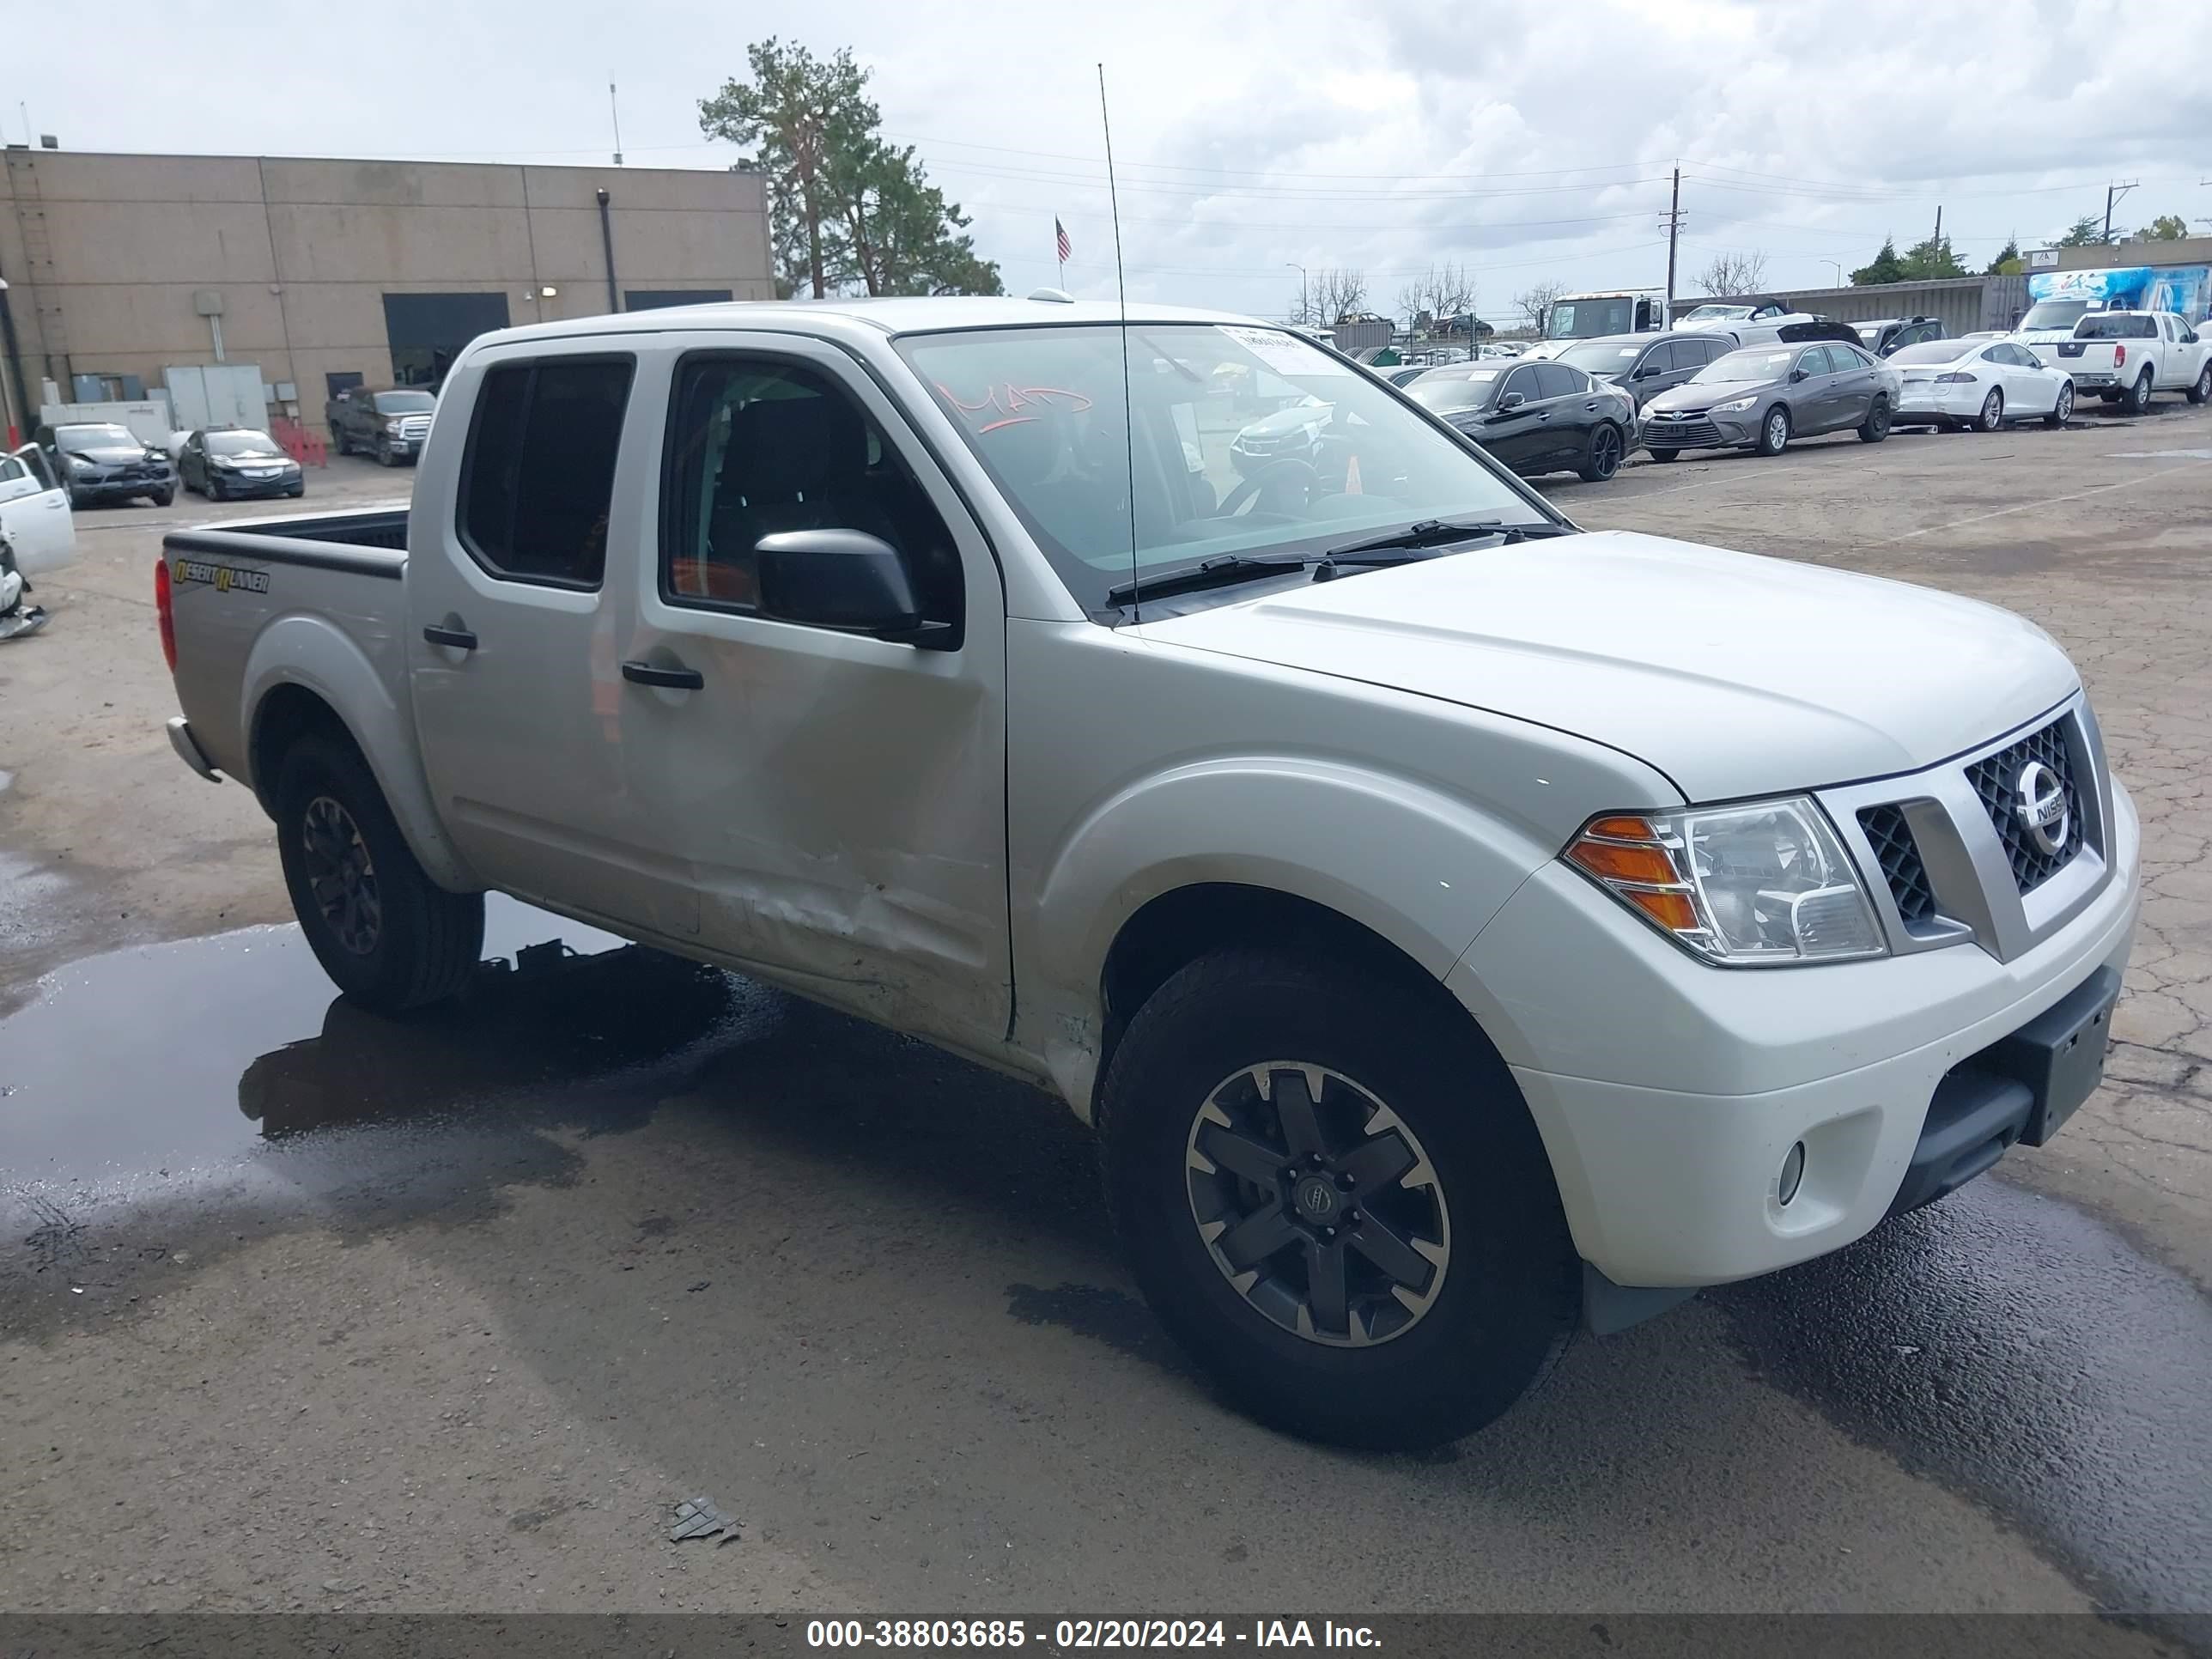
<box><xmin>301</xmin><ymin>793</ymin><xmax>383</xmax><ymax>957</ymax></box>
<box><xmin>1577</xmin><ymin>422</ymin><xmax>1624</xmax><ymax>483</ymax></box>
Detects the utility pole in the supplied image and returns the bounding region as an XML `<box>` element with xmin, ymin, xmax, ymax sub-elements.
<box><xmin>1662</xmin><ymin>165</ymin><xmax>1681</xmax><ymax>318</ymax></box>
<box><xmin>1933</xmin><ymin>204</ymin><xmax>1942</xmax><ymax>247</ymax></box>
<box><xmin>1285</xmin><ymin>262</ymin><xmax>1308</xmax><ymax>325</ymax></box>
<box><xmin>2104</xmin><ymin>179</ymin><xmax>2137</xmax><ymax>244</ymax></box>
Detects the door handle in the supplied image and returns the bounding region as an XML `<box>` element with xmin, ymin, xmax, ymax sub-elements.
<box><xmin>622</xmin><ymin>659</ymin><xmax>703</xmax><ymax>690</ymax></box>
<box><xmin>422</xmin><ymin>624</ymin><xmax>477</xmax><ymax>651</ymax></box>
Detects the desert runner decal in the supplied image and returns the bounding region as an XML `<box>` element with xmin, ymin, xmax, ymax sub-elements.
<box><xmin>171</xmin><ymin>557</ymin><xmax>271</xmax><ymax>595</ymax></box>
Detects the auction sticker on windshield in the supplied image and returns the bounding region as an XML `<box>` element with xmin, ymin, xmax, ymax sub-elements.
<box><xmin>1218</xmin><ymin>325</ymin><xmax>1352</xmax><ymax>374</ymax></box>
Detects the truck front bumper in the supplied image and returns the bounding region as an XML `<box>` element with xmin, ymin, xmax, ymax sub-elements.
<box><xmin>1448</xmin><ymin>778</ymin><xmax>2140</xmax><ymax>1291</ymax></box>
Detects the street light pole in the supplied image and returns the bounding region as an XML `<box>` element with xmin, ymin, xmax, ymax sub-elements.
<box><xmin>1285</xmin><ymin>262</ymin><xmax>1308</xmax><ymax>325</ymax></box>
<box><xmin>1826</xmin><ymin>259</ymin><xmax>1844</xmax><ymax>287</ymax></box>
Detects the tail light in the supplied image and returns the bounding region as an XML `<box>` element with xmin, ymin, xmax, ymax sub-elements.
<box><xmin>1934</xmin><ymin>372</ymin><xmax>1978</xmax><ymax>384</ymax></box>
<box><xmin>2114</xmin><ymin>344</ymin><xmax>2126</xmax><ymax>368</ymax></box>
<box><xmin>155</xmin><ymin>556</ymin><xmax>176</xmax><ymax>672</ymax></box>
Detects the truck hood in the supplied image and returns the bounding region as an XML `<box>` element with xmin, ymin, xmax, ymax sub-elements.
<box><xmin>1131</xmin><ymin>530</ymin><xmax>2077</xmax><ymax>802</ymax></box>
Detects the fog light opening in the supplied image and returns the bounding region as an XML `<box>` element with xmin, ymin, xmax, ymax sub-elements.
<box><xmin>1778</xmin><ymin>1141</ymin><xmax>1807</xmax><ymax>1207</ymax></box>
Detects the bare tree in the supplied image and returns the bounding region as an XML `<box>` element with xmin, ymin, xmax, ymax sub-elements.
<box><xmin>1399</xmin><ymin>263</ymin><xmax>1479</xmax><ymax>335</ymax></box>
<box><xmin>1513</xmin><ymin>279</ymin><xmax>1569</xmax><ymax>334</ymax></box>
<box><xmin>1310</xmin><ymin>268</ymin><xmax>1370</xmax><ymax>325</ymax></box>
<box><xmin>1692</xmin><ymin>250</ymin><xmax>1769</xmax><ymax>297</ymax></box>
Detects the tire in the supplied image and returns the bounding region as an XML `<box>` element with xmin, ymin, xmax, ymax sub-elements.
<box><xmin>1753</xmin><ymin>404</ymin><xmax>1790</xmax><ymax>456</ymax></box>
<box><xmin>2098</xmin><ymin>391</ymin><xmax>2120</xmax><ymax>404</ymax></box>
<box><xmin>2045</xmin><ymin>381</ymin><xmax>2075</xmax><ymax>428</ymax></box>
<box><xmin>288</xmin><ymin>483</ymin><xmax>306</xmax><ymax>498</ymax></box>
<box><xmin>376</xmin><ymin>437</ymin><xmax>398</xmax><ymax>468</ymax></box>
<box><xmin>1856</xmin><ymin>395</ymin><xmax>1892</xmax><ymax>443</ymax></box>
<box><xmin>2188</xmin><ymin>365</ymin><xmax>2211</xmax><ymax>405</ymax></box>
<box><xmin>207</xmin><ymin>477</ymin><xmax>226</xmax><ymax>503</ymax></box>
<box><xmin>1974</xmin><ymin>388</ymin><xmax>2003</xmax><ymax>432</ymax></box>
<box><xmin>150</xmin><ymin>489</ymin><xmax>173</xmax><ymax>507</ymax></box>
<box><xmin>1645</xmin><ymin>447</ymin><xmax>1680</xmax><ymax>463</ymax></box>
<box><xmin>2123</xmin><ymin>369</ymin><xmax>2154</xmax><ymax>416</ymax></box>
<box><xmin>1100</xmin><ymin>946</ymin><xmax>1579</xmax><ymax>1449</ymax></box>
<box><xmin>274</xmin><ymin>732</ymin><xmax>485</xmax><ymax>1012</ymax></box>
<box><xmin>332</xmin><ymin>427</ymin><xmax>350</xmax><ymax>457</ymax></box>
<box><xmin>1576</xmin><ymin>422</ymin><xmax>1624</xmax><ymax>483</ymax></box>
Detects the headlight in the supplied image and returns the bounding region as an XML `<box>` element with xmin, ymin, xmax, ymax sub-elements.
<box><xmin>65</xmin><ymin>453</ymin><xmax>97</xmax><ymax>471</ymax></box>
<box><xmin>1565</xmin><ymin>799</ymin><xmax>1884</xmax><ymax>967</ymax></box>
<box><xmin>1712</xmin><ymin>395</ymin><xmax>1759</xmax><ymax>413</ymax></box>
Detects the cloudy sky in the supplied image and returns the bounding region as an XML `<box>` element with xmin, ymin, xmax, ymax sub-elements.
<box><xmin>16</xmin><ymin>0</ymin><xmax>2212</xmax><ymax>319</ymax></box>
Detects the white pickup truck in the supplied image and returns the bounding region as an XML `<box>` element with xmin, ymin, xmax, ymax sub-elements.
<box><xmin>2024</xmin><ymin>309</ymin><xmax>2212</xmax><ymax>413</ymax></box>
<box><xmin>159</xmin><ymin>298</ymin><xmax>2139</xmax><ymax>1449</ymax></box>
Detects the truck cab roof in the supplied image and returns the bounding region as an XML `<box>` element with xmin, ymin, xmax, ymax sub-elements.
<box><xmin>479</xmin><ymin>295</ymin><xmax>1262</xmax><ymax>349</ymax></box>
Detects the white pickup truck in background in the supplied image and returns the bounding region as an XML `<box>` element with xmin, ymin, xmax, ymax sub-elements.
<box><xmin>2025</xmin><ymin>309</ymin><xmax>2212</xmax><ymax>413</ymax></box>
<box><xmin>158</xmin><ymin>297</ymin><xmax>2138</xmax><ymax>1449</ymax></box>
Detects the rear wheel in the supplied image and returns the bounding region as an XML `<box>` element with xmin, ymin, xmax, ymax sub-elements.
<box><xmin>332</xmin><ymin>427</ymin><xmax>350</xmax><ymax>456</ymax></box>
<box><xmin>2124</xmin><ymin>369</ymin><xmax>2154</xmax><ymax>415</ymax></box>
<box><xmin>1101</xmin><ymin>947</ymin><xmax>1579</xmax><ymax>1449</ymax></box>
<box><xmin>1857</xmin><ymin>395</ymin><xmax>1892</xmax><ymax>443</ymax></box>
<box><xmin>1577</xmin><ymin>422</ymin><xmax>1624</xmax><ymax>483</ymax></box>
<box><xmin>2189</xmin><ymin>364</ymin><xmax>2212</xmax><ymax>405</ymax></box>
<box><xmin>1975</xmin><ymin>388</ymin><xmax>2004</xmax><ymax>432</ymax></box>
<box><xmin>275</xmin><ymin>732</ymin><xmax>484</xmax><ymax>1012</ymax></box>
<box><xmin>1753</xmin><ymin>405</ymin><xmax>1790</xmax><ymax>456</ymax></box>
<box><xmin>2045</xmin><ymin>382</ymin><xmax>2075</xmax><ymax>427</ymax></box>
<box><xmin>1645</xmin><ymin>447</ymin><xmax>1680</xmax><ymax>463</ymax></box>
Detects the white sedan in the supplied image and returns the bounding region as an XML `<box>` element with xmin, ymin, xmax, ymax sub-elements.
<box><xmin>1889</xmin><ymin>337</ymin><xmax>2075</xmax><ymax>431</ymax></box>
<box><xmin>0</xmin><ymin>441</ymin><xmax>75</xmax><ymax>638</ymax></box>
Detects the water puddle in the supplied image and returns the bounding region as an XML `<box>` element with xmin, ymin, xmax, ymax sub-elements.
<box><xmin>0</xmin><ymin>896</ymin><xmax>753</xmax><ymax>1195</ymax></box>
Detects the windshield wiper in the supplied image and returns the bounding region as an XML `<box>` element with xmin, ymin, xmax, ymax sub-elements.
<box><xmin>1104</xmin><ymin>553</ymin><xmax>1314</xmax><ymax>606</ymax></box>
<box><xmin>1318</xmin><ymin>517</ymin><xmax>1574</xmax><ymax>565</ymax></box>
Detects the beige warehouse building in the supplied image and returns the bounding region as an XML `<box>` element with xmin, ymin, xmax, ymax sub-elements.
<box><xmin>0</xmin><ymin>146</ymin><xmax>774</xmax><ymax>432</ymax></box>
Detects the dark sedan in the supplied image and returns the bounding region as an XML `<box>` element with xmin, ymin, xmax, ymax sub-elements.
<box><xmin>1407</xmin><ymin>359</ymin><xmax>1635</xmax><ymax>481</ymax></box>
<box><xmin>1636</xmin><ymin>339</ymin><xmax>1900</xmax><ymax>459</ymax></box>
<box><xmin>178</xmin><ymin>428</ymin><xmax>307</xmax><ymax>501</ymax></box>
<box><xmin>40</xmin><ymin>422</ymin><xmax>175</xmax><ymax>507</ymax></box>
<box><xmin>1547</xmin><ymin>331</ymin><xmax>1739</xmax><ymax>411</ymax></box>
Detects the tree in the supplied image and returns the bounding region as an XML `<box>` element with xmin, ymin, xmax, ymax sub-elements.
<box><xmin>1513</xmin><ymin>279</ymin><xmax>1568</xmax><ymax>333</ymax></box>
<box><xmin>699</xmin><ymin>37</ymin><xmax>1002</xmax><ymax>300</ymax></box>
<box><xmin>1692</xmin><ymin>250</ymin><xmax>1768</xmax><ymax>296</ymax></box>
<box><xmin>2138</xmin><ymin>214</ymin><xmax>2189</xmax><ymax>241</ymax></box>
<box><xmin>1397</xmin><ymin>262</ymin><xmax>1477</xmax><ymax>332</ymax></box>
<box><xmin>1850</xmin><ymin>236</ymin><xmax>1908</xmax><ymax>286</ymax></box>
<box><xmin>2057</xmin><ymin>214</ymin><xmax>2105</xmax><ymax>248</ymax></box>
<box><xmin>1984</xmin><ymin>236</ymin><xmax>2022</xmax><ymax>276</ymax></box>
<box><xmin>1899</xmin><ymin>234</ymin><xmax>1966</xmax><ymax>280</ymax></box>
<box><xmin>1311</xmin><ymin>269</ymin><xmax>1370</xmax><ymax>326</ymax></box>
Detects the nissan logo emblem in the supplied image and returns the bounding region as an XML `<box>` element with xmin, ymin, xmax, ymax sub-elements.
<box><xmin>2014</xmin><ymin>760</ymin><xmax>2070</xmax><ymax>859</ymax></box>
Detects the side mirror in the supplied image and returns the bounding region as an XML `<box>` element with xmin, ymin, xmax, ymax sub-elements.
<box><xmin>1497</xmin><ymin>391</ymin><xmax>1527</xmax><ymax>411</ymax></box>
<box><xmin>753</xmin><ymin>529</ymin><xmax>951</xmax><ymax>648</ymax></box>
<box><xmin>1789</xmin><ymin>367</ymin><xmax>1809</xmax><ymax>383</ymax></box>
<box><xmin>1632</xmin><ymin>362</ymin><xmax>1660</xmax><ymax>379</ymax></box>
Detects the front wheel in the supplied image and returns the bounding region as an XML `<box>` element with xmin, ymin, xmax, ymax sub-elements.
<box><xmin>2124</xmin><ymin>370</ymin><xmax>2154</xmax><ymax>415</ymax></box>
<box><xmin>2045</xmin><ymin>382</ymin><xmax>2075</xmax><ymax>427</ymax></box>
<box><xmin>1577</xmin><ymin>422</ymin><xmax>1624</xmax><ymax>483</ymax></box>
<box><xmin>1100</xmin><ymin>948</ymin><xmax>1579</xmax><ymax>1449</ymax></box>
<box><xmin>149</xmin><ymin>489</ymin><xmax>173</xmax><ymax>507</ymax></box>
<box><xmin>1974</xmin><ymin>388</ymin><xmax>2003</xmax><ymax>432</ymax></box>
<box><xmin>1645</xmin><ymin>447</ymin><xmax>1680</xmax><ymax>463</ymax></box>
<box><xmin>275</xmin><ymin>733</ymin><xmax>485</xmax><ymax>1012</ymax></box>
<box><xmin>2188</xmin><ymin>365</ymin><xmax>2211</xmax><ymax>405</ymax></box>
<box><xmin>1753</xmin><ymin>405</ymin><xmax>1790</xmax><ymax>456</ymax></box>
<box><xmin>375</xmin><ymin>437</ymin><xmax>397</xmax><ymax>467</ymax></box>
<box><xmin>1857</xmin><ymin>395</ymin><xmax>1892</xmax><ymax>443</ymax></box>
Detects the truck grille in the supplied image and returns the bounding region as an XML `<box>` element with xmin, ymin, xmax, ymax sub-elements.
<box><xmin>397</xmin><ymin>416</ymin><xmax>433</xmax><ymax>440</ymax></box>
<box><xmin>1965</xmin><ymin>718</ymin><xmax>2083</xmax><ymax>894</ymax></box>
<box><xmin>1644</xmin><ymin>419</ymin><xmax>1721</xmax><ymax>447</ymax></box>
<box><xmin>1858</xmin><ymin>805</ymin><xmax>1936</xmax><ymax>925</ymax></box>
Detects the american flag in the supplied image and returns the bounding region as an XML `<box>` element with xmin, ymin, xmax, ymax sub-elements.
<box><xmin>1055</xmin><ymin>217</ymin><xmax>1073</xmax><ymax>264</ymax></box>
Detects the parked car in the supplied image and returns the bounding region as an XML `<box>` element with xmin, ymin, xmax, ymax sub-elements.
<box><xmin>178</xmin><ymin>427</ymin><xmax>307</xmax><ymax>501</ymax></box>
<box><xmin>2024</xmin><ymin>311</ymin><xmax>2212</xmax><ymax>414</ymax></box>
<box><xmin>159</xmin><ymin>296</ymin><xmax>2139</xmax><ymax>1451</ymax></box>
<box><xmin>327</xmin><ymin>386</ymin><xmax>438</xmax><ymax>465</ymax></box>
<box><xmin>1384</xmin><ymin>365</ymin><xmax>1429</xmax><ymax>387</ymax></box>
<box><xmin>0</xmin><ymin>442</ymin><xmax>74</xmax><ymax>636</ymax></box>
<box><xmin>1853</xmin><ymin>316</ymin><xmax>1946</xmax><ymax>357</ymax></box>
<box><xmin>1888</xmin><ymin>338</ymin><xmax>2076</xmax><ymax>431</ymax></box>
<box><xmin>1674</xmin><ymin>295</ymin><xmax>1802</xmax><ymax>331</ymax></box>
<box><xmin>2014</xmin><ymin>297</ymin><xmax>2112</xmax><ymax>349</ymax></box>
<box><xmin>35</xmin><ymin>421</ymin><xmax>176</xmax><ymax>507</ymax></box>
<box><xmin>1406</xmin><ymin>359</ymin><xmax>1634</xmax><ymax>480</ymax></box>
<box><xmin>1638</xmin><ymin>338</ymin><xmax>1900</xmax><ymax>459</ymax></box>
<box><xmin>1229</xmin><ymin>394</ymin><xmax>1335</xmax><ymax>477</ymax></box>
<box><xmin>1547</xmin><ymin>331</ymin><xmax>1737</xmax><ymax>412</ymax></box>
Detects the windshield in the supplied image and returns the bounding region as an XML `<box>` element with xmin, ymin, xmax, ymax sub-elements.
<box><xmin>372</xmin><ymin>391</ymin><xmax>436</xmax><ymax>414</ymax></box>
<box><xmin>206</xmin><ymin>429</ymin><xmax>283</xmax><ymax>456</ymax></box>
<box><xmin>1545</xmin><ymin>298</ymin><xmax>1637</xmax><ymax>339</ymax></box>
<box><xmin>1887</xmin><ymin>341</ymin><xmax>1973</xmax><ymax>366</ymax></box>
<box><xmin>1406</xmin><ymin>368</ymin><xmax>1504</xmax><ymax>413</ymax></box>
<box><xmin>1557</xmin><ymin>342</ymin><xmax>1644</xmax><ymax>376</ymax></box>
<box><xmin>896</xmin><ymin>323</ymin><xmax>1549</xmax><ymax>615</ymax></box>
<box><xmin>55</xmin><ymin>424</ymin><xmax>139</xmax><ymax>452</ymax></box>
<box><xmin>2020</xmin><ymin>301</ymin><xmax>2094</xmax><ymax>331</ymax></box>
<box><xmin>1693</xmin><ymin>348</ymin><xmax>1794</xmax><ymax>384</ymax></box>
<box><xmin>1681</xmin><ymin>304</ymin><xmax>1753</xmax><ymax>324</ymax></box>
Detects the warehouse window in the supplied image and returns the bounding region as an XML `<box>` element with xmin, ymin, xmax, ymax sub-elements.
<box><xmin>458</xmin><ymin>356</ymin><xmax>635</xmax><ymax>589</ymax></box>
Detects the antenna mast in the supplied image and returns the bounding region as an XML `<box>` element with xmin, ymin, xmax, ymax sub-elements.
<box><xmin>1099</xmin><ymin>64</ymin><xmax>1139</xmax><ymax>622</ymax></box>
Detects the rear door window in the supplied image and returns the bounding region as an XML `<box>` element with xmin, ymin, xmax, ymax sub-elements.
<box><xmin>1534</xmin><ymin>363</ymin><xmax>1581</xmax><ymax>399</ymax></box>
<box><xmin>458</xmin><ymin>357</ymin><xmax>635</xmax><ymax>588</ymax></box>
